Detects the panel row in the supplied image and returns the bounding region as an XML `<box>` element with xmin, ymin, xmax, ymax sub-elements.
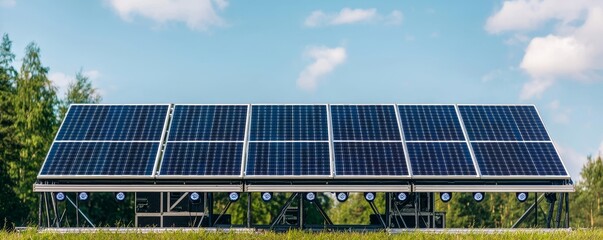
<box><xmin>39</xmin><ymin>104</ymin><xmax>568</xmax><ymax>180</ymax></box>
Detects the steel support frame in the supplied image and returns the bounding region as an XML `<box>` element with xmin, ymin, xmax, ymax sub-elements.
<box><xmin>512</xmin><ymin>192</ymin><xmax>570</xmax><ymax>228</ymax></box>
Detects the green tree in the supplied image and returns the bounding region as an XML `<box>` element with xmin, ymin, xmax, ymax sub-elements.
<box><xmin>11</xmin><ymin>42</ymin><xmax>59</xmax><ymax>224</ymax></box>
<box><xmin>58</xmin><ymin>69</ymin><xmax>102</xmax><ymax>119</ymax></box>
<box><xmin>0</xmin><ymin>33</ymin><xmax>25</xmax><ymax>229</ymax></box>
<box><xmin>329</xmin><ymin>193</ymin><xmax>385</xmax><ymax>225</ymax></box>
<box><xmin>571</xmin><ymin>155</ymin><xmax>603</xmax><ymax>227</ymax></box>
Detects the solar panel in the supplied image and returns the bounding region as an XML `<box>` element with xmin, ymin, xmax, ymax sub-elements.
<box><xmin>159</xmin><ymin>142</ymin><xmax>243</xmax><ymax>176</ymax></box>
<box><xmin>472</xmin><ymin>142</ymin><xmax>567</xmax><ymax>177</ymax></box>
<box><xmin>458</xmin><ymin>105</ymin><xmax>550</xmax><ymax>141</ymax></box>
<box><xmin>168</xmin><ymin>105</ymin><xmax>248</xmax><ymax>141</ymax></box>
<box><xmin>40</xmin><ymin>142</ymin><xmax>159</xmax><ymax>176</ymax></box>
<box><xmin>246</xmin><ymin>142</ymin><xmax>330</xmax><ymax>176</ymax></box>
<box><xmin>249</xmin><ymin>105</ymin><xmax>328</xmax><ymax>141</ymax></box>
<box><xmin>39</xmin><ymin>105</ymin><xmax>169</xmax><ymax>179</ymax></box>
<box><xmin>158</xmin><ymin>105</ymin><xmax>248</xmax><ymax>178</ymax></box>
<box><xmin>334</xmin><ymin>142</ymin><xmax>408</xmax><ymax>177</ymax></box>
<box><xmin>57</xmin><ymin>105</ymin><xmax>169</xmax><ymax>141</ymax></box>
<box><xmin>398</xmin><ymin>105</ymin><xmax>465</xmax><ymax>141</ymax></box>
<box><xmin>407</xmin><ymin>142</ymin><xmax>476</xmax><ymax>176</ymax></box>
<box><xmin>331</xmin><ymin>105</ymin><xmax>401</xmax><ymax>141</ymax></box>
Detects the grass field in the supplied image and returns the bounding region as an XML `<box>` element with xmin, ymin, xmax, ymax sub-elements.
<box><xmin>2</xmin><ymin>229</ymin><xmax>603</xmax><ymax>240</ymax></box>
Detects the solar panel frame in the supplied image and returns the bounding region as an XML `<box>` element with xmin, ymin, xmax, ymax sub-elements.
<box><xmin>244</xmin><ymin>104</ymin><xmax>333</xmax><ymax>179</ymax></box>
<box><xmin>37</xmin><ymin>104</ymin><xmax>172</xmax><ymax>179</ymax></box>
<box><xmin>457</xmin><ymin>104</ymin><xmax>570</xmax><ymax>180</ymax></box>
<box><xmin>156</xmin><ymin>104</ymin><xmax>250</xmax><ymax>179</ymax></box>
<box><xmin>331</xmin><ymin>104</ymin><xmax>411</xmax><ymax>179</ymax></box>
<box><xmin>395</xmin><ymin>104</ymin><xmax>480</xmax><ymax>179</ymax></box>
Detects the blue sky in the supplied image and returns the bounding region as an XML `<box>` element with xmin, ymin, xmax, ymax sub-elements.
<box><xmin>1</xmin><ymin>0</ymin><xmax>602</xmax><ymax>180</ymax></box>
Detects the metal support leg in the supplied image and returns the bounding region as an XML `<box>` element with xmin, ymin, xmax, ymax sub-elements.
<box><xmin>512</xmin><ymin>194</ymin><xmax>544</xmax><ymax>228</ymax></box>
<box><xmin>368</xmin><ymin>201</ymin><xmax>386</xmax><ymax>228</ymax></box>
<box><xmin>546</xmin><ymin>194</ymin><xmax>555</xmax><ymax>228</ymax></box>
<box><xmin>311</xmin><ymin>200</ymin><xmax>333</xmax><ymax>225</ymax></box>
<box><xmin>299</xmin><ymin>195</ymin><xmax>304</xmax><ymax>229</ymax></box>
<box><xmin>385</xmin><ymin>193</ymin><xmax>391</xmax><ymax>228</ymax></box>
<box><xmin>213</xmin><ymin>201</ymin><xmax>232</xmax><ymax>226</ymax></box>
<box><xmin>270</xmin><ymin>193</ymin><xmax>298</xmax><ymax>230</ymax></box>
<box><xmin>38</xmin><ymin>193</ymin><xmax>42</xmax><ymax>227</ymax></box>
<box><xmin>414</xmin><ymin>194</ymin><xmax>419</xmax><ymax>228</ymax></box>
<box><xmin>44</xmin><ymin>192</ymin><xmax>51</xmax><ymax>228</ymax></box>
<box><xmin>208</xmin><ymin>193</ymin><xmax>213</xmax><ymax>227</ymax></box>
<box><xmin>564</xmin><ymin>193</ymin><xmax>570</xmax><ymax>228</ymax></box>
<box><xmin>534</xmin><ymin>192</ymin><xmax>538</xmax><ymax>227</ymax></box>
<box><xmin>555</xmin><ymin>193</ymin><xmax>563</xmax><ymax>228</ymax></box>
<box><xmin>65</xmin><ymin>196</ymin><xmax>95</xmax><ymax>227</ymax></box>
<box><xmin>247</xmin><ymin>192</ymin><xmax>252</xmax><ymax>228</ymax></box>
<box><xmin>51</xmin><ymin>192</ymin><xmax>59</xmax><ymax>227</ymax></box>
<box><xmin>392</xmin><ymin>200</ymin><xmax>408</xmax><ymax>228</ymax></box>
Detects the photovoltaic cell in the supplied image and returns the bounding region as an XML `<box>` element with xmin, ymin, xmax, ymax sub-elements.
<box><xmin>334</xmin><ymin>142</ymin><xmax>408</xmax><ymax>176</ymax></box>
<box><xmin>398</xmin><ymin>105</ymin><xmax>465</xmax><ymax>141</ymax></box>
<box><xmin>331</xmin><ymin>105</ymin><xmax>401</xmax><ymax>141</ymax></box>
<box><xmin>40</xmin><ymin>142</ymin><xmax>158</xmax><ymax>176</ymax></box>
<box><xmin>471</xmin><ymin>142</ymin><xmax>567</xmax><ymax>176</ymax></box>
<box><xmin>168</xmin><ymin>105</ymin><xmax>248</xmax><ymax>141</ymax></box>
<box><xmin>160</xmin><ymin>142</ymin><xmax>243</xmax><ymax>176</ymax></box>
<box><xmin>246</xmin><ymin>142</ymin><xmax>330</xmax><ymax>176</ymax></box>
<box><xmin>459</xmin><ymin>105</ymin><xmax>550</xmax><ymax>141</ymax></box>
<box><xmin>407</xmin><ymin>142</ymin><xmax>476</xmax><ymax>176</ymax></box>
<box><xmin>250</xmin><ymin>105</ymin><xmax>328</xmax><ymax>141</ymax></box>
<box><xmin>56</xmin><ymin>105</ymin><xmax>169</xmax><ymax>141</ymax></box>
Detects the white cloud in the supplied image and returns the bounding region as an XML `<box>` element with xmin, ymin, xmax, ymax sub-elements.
<box><xmin>486</xmin><ymin>1</ymin><xmax>603</xmax><ymax>100</ymax></box>
<box><xmin>49</xmin><ymin>70</ymin><xmax>102</xmax><ymax>97</ymax></box>
<box><xmin>331</xmin><ymin>8</ymin><xmax>377</xmax><ymax>25</ymax></box>
<box><xmin>297</xmin><ymin>46</ymin><xmax>346</xmax><ymax>91</ymax></box>
<box><xmin>304</xmin><ymin>8</ymin><xmax>402</xmax><ymax>27</ymax></box>
<box><xmin>0</xmin><ymin>0</ymin><xmax>15</xmax><ymax>8</ymax></box>
<box><xmin>485</xmin><ymin>0</ymin><xmax>589</xmax><ymax>34</ymax></box>
<box><xmin>108</xmin><ymin>0</ymin><xmax>227</xmax><ymax>31</ymax></box>
<box><xmin>49</xmin><ymin>72</ymin><xmax>72</xmax><ymax>97</ymax></box>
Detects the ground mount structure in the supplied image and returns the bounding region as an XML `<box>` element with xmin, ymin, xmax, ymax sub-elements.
<box><xmin>34</xmin><ymin>104</ymin><xmax>573</xmax><ymax>229</ymax></box>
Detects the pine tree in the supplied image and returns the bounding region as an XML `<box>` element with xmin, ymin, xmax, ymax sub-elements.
<box><xmin>0</xmin><ymin>33</ymin><xmax>25</xmax><ymax>229</ymax></box>
<box><xmin>12</xmin><ymin>42</ymin><xmax>59</xmax><ymax>223</ymax></box>
<box><xmin>58</xmin><ymin>69</ymin><xmax>102</xmax><ymax>119</ymax></box>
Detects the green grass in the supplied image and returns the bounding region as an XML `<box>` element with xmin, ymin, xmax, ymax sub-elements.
<box><xmin>2</xmin><ymin>229</ymin><xmax>603</xmax><ymax>240</ymax></box>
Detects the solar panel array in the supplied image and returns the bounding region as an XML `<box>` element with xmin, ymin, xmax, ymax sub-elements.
<box><xmin>38</xmin><ymin>104</ymin><xmax>569</xmax><ymax>180</ymax></box>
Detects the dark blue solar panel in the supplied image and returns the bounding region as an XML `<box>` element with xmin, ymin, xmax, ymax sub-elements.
<box><xmin>160</xmin><ymin>142</ymin><xmax>243</xmax><ymax>176</ymax></box>
<box><xmin>40</xmin><ymin>142</ymin><xmax>158</xmax><ymax>176</ymax></box>
<box><xmin>246</xmin><ymin>142</ymin><xmax>330</xmax><ymax>176</ymax></box>
<box><xmin>331</xmin><ymin>105</ymin><xmax>401</xmax><ymax>141</ymax></box>
<box><xmin>509</xmin><ymin>106</ymin><xmax>550</xmax><ymax>141</ymax></box>
<box><xmin>407</xmin><ymin>142</ymin><xmax>476</xmax><ymax>176</ymax></box>
<box><xmin>168</xmin><ymin>105</ymin><xmax>248</xmax><ymax>141</ymax></box>
<box><xmin>56</xmin><ymin>105</ymin><xmax>169</xmax><ymax>141</ymax></box>
<box><xmin>471</xmin><ymin>142</ymin><xmax>567</xmax><ymax>176</ymax></box>
<box><xmin>250</xmin><ymin>105</ymin><xmax>328</xmax><ymax>141</ymax></box>
<box><xmin>334</xmin><ymin>142</ymin><xmax>408</xmax><ymax>176</ymax></box>
<box><xmin>459</xmin><ymin>105</ymin><xmax>550</xmax><ymax>141</ymax></box>
<box><xmin>398</xmin><ymin>105</ymin><xmax>465</xmax><ymax>141</ymax></box>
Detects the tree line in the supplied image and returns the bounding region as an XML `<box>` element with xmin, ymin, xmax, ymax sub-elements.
<box><xmin>0</xmin><ymin>33</ymin><xmax>101</xmax><ymax>228</ymax></box>
<box><xmin>1</xmin><ymin>32</ymin><xmax>602</xmax><ymax>228</ymax></box>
